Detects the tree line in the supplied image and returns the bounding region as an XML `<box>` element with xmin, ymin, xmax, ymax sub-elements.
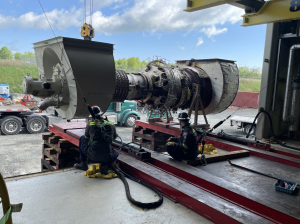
<box><xmin>0</xmin><ymin>46</ymin><xmax>35</xmax><ymax>60</ymax></box>
<box><xmin>1</xmin><ymin>46</ymin><xmax>262</xmax><ymax>78</ymax></box>
<box><xmin>115</xmin><ymin>57</ymin><xmax>148</xmax><ymax>72</ymax></box>
<box><xmin>238</xmin><ymin>66</ymin><xmax>262</xmax><ymax>79</ymax></box>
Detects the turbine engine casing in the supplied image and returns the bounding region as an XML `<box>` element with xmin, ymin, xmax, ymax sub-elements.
<box><xmin>23</xmin><ymin>37</ymin><xmax>239</xmax><ymax>120</ymax></box>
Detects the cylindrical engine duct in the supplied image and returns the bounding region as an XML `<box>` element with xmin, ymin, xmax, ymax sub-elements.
<box><xmin>23</xmin><ymin>75</ymin><xmax>61</xmax><ymax>97</ymax></box>
<box><xmin>38</xmin><ymin>98</ymin><xmax>59</xmax><ymax>111</ymax></box>
<box><xmin>126</xmin><ymin>73</ymin><xmax>149</xmax><ymax>100</ymax></box>
<box><xmin>110</xmin><ymin>59</ymin><xmax>238</xmax><ymax>115</ymax></box>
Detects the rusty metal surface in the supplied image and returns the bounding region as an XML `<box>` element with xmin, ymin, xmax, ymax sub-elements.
<box><xmin>52</xmin><ymin>122</ymin><xmax>86</xmax><ymax>132</ymax></box>
<box><xmin>206</xmin><ymin>136</ymin><xmax>300</xmax><ymax>169</ymax></box>
<box><xmin>66</xmin><ymin>129</ymin><xmax>85</xmax><ymax>139</ymax></box>
<box><xmin>135</xmin><ymin>121</ymin><xmax>180</xmax><ymax>136</ymax></box>
<box><xmin>49</xmin><ymin>125</ymin><xmax>79</xmax><ymax>146</ymax></box>
<box><xmin>199</xmin><ymin>156</ymin><xmax>300</xmax><ymax>219</ymax></box>
<box><xmin>168</xmin><ymin>124</ymin><xmax>181</xmax><ymax>131</ymax></box>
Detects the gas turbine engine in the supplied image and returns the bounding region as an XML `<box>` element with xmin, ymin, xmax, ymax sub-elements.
<box><xmin>23</xmin><ymin>37</ymin><xmax>239</xmax><ymax>120</ymax></box>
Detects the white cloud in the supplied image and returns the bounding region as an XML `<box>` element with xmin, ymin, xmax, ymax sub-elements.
<box><xmin>196</xmin><ymin>37</ymin><xmax>203</xmax><ymax>47</ymax></box>
<box><xmin>91</xmin><ymin>0</ymin><xmax>243</xmax><ymax>35</ymax></box>
<box><xmin>178</xmin><ymin>45</ymin><xmax>185</xmax><ymax>50</ymax></box>
<box><xmin>0</xmin><ymin>7</ymin><xmax>81</xmax><ymax>30</ymax></box>
<box><xmin>201</xmin><ymin>25</ymin><xmax>227</xmax><ymax>38</ymax></box>
<box><xmin>0</xmin><ymin>0</ymin><xmax>243</xmax><ymax>35</ymax></box>
<box><xmin>80</xmin><ymin>0</ymin><xmax>124</xmax><ymax>10</ymax></box>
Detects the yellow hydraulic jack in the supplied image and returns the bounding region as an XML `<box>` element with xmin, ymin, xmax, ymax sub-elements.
<box><xmin>0</xmin><ymin>172</ymin><xmax>22</xmax><ymax>224</ymax></box>
<box><xmin>84</xmin><ymin>164</ymin><xmax>118</xmax><ymax>179</ymax></box>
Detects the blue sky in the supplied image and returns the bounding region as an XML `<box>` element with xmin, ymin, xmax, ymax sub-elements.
<box><xmin>0</xmin><ymin>0</ymin><xmax>266</xmax><ymax>68</ymax></box>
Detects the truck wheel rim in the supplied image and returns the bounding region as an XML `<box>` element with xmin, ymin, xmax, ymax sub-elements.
<box><xmin>30</xmin><ymin>120</ymin><xmax>42</xmax><ymax>131</ymax></box>
<box><xmin>127</xmin><ymin>117</ymin><xmax>136</xmax><ymax>126</ymax></box>
<box><xmin>5</xmin><ymin>121</ymin><xmax>18</xmax><ymax>133</ymax></box>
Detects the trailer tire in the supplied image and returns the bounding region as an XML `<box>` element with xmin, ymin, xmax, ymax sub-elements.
<box><xmin>26</xmin><ymin>117</ymin><xmax>46</xmax><ymax>134</ymax></box>
<box><xmin>1</xmin><ymin>116</ymin><xmax>22</xmax><ymax>135</ymax></box>
<box><xmin>243</xmin><ymin>124</ymin><xmax>256</xmax><ymax>135</ymax></box>
<box><xmin>124</xmin><ymin>115</ymin><xmax>137</xmax><ymax>127</ymax></box>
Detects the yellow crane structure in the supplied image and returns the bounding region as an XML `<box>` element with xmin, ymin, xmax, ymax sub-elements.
<box><xmin>81</xmin><ymin>0</ymin><xmax>95</xmax><ymax>40</ymax></box>
<box><xmin>185</xmin><ymin>0</ymin><xmax>300</xmax><ymax>26</ymax></box>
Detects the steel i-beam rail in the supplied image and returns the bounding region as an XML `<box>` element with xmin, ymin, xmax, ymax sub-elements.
<box><xmin>185</xmin><ymin>0</ymin><xmax>300</xmax><ymax>26</ymax></box>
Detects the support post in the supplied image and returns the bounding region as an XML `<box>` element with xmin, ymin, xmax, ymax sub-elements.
<box><xmin>0</xmin><ymin>172</ymin><xmax>12</xmax><ymax>224</ymax></box>
<box><xmin>188</xmin><ymin>84</ymin><xmax>209</xmax><ymax>129</ymax></box>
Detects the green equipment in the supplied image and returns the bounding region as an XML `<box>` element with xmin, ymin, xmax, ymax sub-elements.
<box><xmin>105</xmin><ymin>101</ymin><xmax>140</xmax><ymax>127</ymax></box>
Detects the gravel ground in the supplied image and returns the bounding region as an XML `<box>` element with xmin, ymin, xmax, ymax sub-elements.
<box><xmin>0</xmin><ymin>107</ymin><xmax>258</xmax><ymax>178</ymax></box>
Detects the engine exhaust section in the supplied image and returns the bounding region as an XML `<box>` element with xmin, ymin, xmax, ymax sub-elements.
<box><xmin>23</xmin><ymin>37</ymin><xmax>239</xmax><ymax>120</ymax></box>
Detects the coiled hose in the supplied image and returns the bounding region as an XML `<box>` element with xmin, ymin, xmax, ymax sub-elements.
<box><xmin>111</xmin><ymin>163</ymin><xmax>163</xmax><ymax>209</ymax></box>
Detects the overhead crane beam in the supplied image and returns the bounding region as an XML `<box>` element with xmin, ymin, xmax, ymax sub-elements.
<box><xmin>241</xmin><ymin>0</ymin><xmax>300</xmax><ymax>26</ymax></box>
<box><xmin>184</xmin><ymin>0</ymin><xmax>237</xmax><ymax>11</ymax></box>
<box><xmin>185</xmin><ymin>0</ymin><xmax>300</xmax><ymax>26</ymax></box>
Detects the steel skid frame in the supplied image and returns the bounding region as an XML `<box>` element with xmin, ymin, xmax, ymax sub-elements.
<box><xmin>48</xmin><ymin>120</ymin><xmax>300</xmax><ymax>223</ymax></box>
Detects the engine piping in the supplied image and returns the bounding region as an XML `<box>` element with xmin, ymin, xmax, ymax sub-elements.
<box><xmin>282</xmin><ymin>44</ymin><xmax>300</xmax><ymax>124</ymax></box>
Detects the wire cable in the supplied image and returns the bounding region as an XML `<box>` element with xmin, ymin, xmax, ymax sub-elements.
<box><xmin>245</xmin><ymin>110</ymin><xmax>300</xmax><ymax>151</ymax></box>
<box><xmin>38</xmin><ymin>0</ymin><xmax>88</xmax><ymax>102</ymax></box>
<box><xmin>84</xmin><ymin>0</ymin><xmax>86</xmax><ymax>24</ymax></box>
<box><xmin>91</xmin><ymin>0</ymin><xmax>93</xmax><ymax>25</ymax></box>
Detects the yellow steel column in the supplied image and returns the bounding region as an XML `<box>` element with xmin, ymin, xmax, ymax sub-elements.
<box><xmin>0</xmin><ymin>172</ymin><xmax>12</xmax><ymax>224</ymax></box>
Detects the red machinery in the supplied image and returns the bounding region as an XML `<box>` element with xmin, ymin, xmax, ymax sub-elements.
<box><xmin>21</xmin><ymin>94</ymin><xmax>37</xmax><ymax>108</ymax></box>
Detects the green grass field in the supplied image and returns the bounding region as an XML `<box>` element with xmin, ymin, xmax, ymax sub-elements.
<box><xmin>239</xmin><ymin>78</ymin><xmax>261</xmax><ymax>93</ymax></box>
<box><xmin>0</xmin><ymin>65</ymin><xmax>39</xmax><ymax>93</ymax></box>
<box><xmin>0</xmin><ymin>65</ymin><xmax>261</xmax><ymax>93</ymax></box>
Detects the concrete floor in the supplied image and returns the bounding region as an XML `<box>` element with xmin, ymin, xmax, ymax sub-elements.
<box><xmin>2</xmin><ymin>169</ymin><xmax>212</xmax><ymax>224</ymax></box>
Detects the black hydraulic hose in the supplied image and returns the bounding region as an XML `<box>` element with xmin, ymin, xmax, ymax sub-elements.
<box><xmin>208</xmin><ymin>115</ymin><xmax>231</xmax><ymax>132</ymax></box>
<box><xmin>246</xmin><ymin>110</ymin><xmax>300</xmax><ymax>151</ymax></box>
<box><xmin>111</xmin><ymin>163</ymin><xmax>163</xmax><ymax>209</ymax></box>
<box><xmin>218</xmin><ymin>131</ymin><xmax>259</xmax><ymax>146</ymax></box>
<box><xmin>112</xmin><ymin>136</ymin><xmax>163</xmax><ymax>209</ymax></box>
